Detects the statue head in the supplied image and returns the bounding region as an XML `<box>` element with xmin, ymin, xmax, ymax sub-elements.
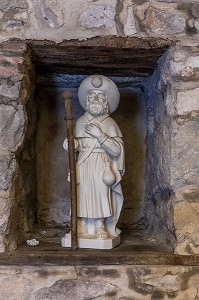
<box><xmin>85</xmin><ymin>89</ymin><xmax>109</xmax><ymax>117</ymax></box>
<box><xmin>78</xmin><ymin>75</ymin><xmax>120</xmax><ymax>114</ymax></box>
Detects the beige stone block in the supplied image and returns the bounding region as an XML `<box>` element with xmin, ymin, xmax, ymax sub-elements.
<box><xmin>0</xmin><ymin>275</ymin><xmax>32</xmax><ymax>300</ymax></box>
<box><xmin>174</xmin><ymin>201</ymin><xmax>199</xmax><ymax>254</ymax></box>
<box><xmin>170</xmin><ymin>54</ymin><xmax>199</xmax><ymax>79</ymax></box>
<box><xmin>176</xmin><ymin>88</ymin><xmax>199</xmax><ymax>115</ymax></box>
<box><xmin>144</xmin><ymin>7</ymin><xmax>186</xmax><ymax>35</ymax></box>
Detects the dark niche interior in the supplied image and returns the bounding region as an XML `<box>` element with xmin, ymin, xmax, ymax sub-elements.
<box><xmin>32</xmin><ymin>74</ymin><xmax>148</xmax><ymax>244</ymax></box>
<box><xmin>15</xmin><ymin>38</ymin><xmax>176</xmax><ymax>255</ymax></box>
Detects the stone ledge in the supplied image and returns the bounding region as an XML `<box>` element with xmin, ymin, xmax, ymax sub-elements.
<box><xmin>0</xmin><ymin>243</ymin><xmax>198</xmax><ymax>266</ymax></box>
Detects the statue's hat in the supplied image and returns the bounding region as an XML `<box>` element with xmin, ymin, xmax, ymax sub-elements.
<box><xmin>78</xmin><ymin>75</ymin><xmax>120</xmax><ymax>113</ymax></box>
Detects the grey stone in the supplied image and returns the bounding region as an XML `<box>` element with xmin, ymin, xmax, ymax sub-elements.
<box><xmin>79</xmin><ymin>5</ymin><xmax>116</xmax><ymax>29</ymax></box>
<box><xmin>41</xmin><ymin>1</ymin><xmax>64</xmax><ymax>29</ymax></box>
<box><xmin>191</xmin><ymin>2</ymin><xmax>199</xmax><ymax>19</ymax></box>
<box><xmin>171</xmin><ymin>120</ymin><xmax>199</xmax><ymax>187</ymax></box>
<box><xmin>195</xmin><ymin>19</ymin><xmax>199</xmax><ymax>31</ymax></box>
<box><xmin>0</xmin><ymin>104</ymin><xmax>26</xmax><ymax>152</ymax></box>
<box><xmin>0</xmin><ymin>275</ymin><xmax>32</xmax><ymax>300</ymax></box>
<box><xmin>0</xmin><ymin>0</ymin><xmax>28</xmax><ymax>11</ymax></box>
<box><xmin>0</xmin><ymin>82</ymin><xmax>20</xmax><ymax>100</ymax></box>
<box><xmin>0</xmin><ymin>155</ymin><xmax>15</xmax><ymax>191</ymax></box>
<box><xmin>176</xmin><ymin>88</ymin><xmax>199</xmax><ymax>116</ymax></box>
<box><xmin>123</xmin><ymin>5</ymin><xmax>137</xmax><ymax>36</ymax></box>
<box><xmin>0</xmin><ymin>7</ymin><xmax>28</xmax><ymax>31</ymax></box>
<box><xmin>145</xmin><ymin>7</ymin><xmax>186</xmax><ymax>35</ymax></box>
<box><xmin>170</xmin><ymin>53</ymin><xmax>199</xmax><ymax>80</ymax></box>
<box><xmin>34</xmin><ymin>279</ymin><xmax>116</xmax><ymax>300</ymax></box>
<box><xmin>29</xmin><ymin>0</ymin><xmax>64</xmax><ymax>31</ymax></box>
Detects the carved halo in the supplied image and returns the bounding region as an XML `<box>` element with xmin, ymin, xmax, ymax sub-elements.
<box><xmin>78</xmin><ymin>75</ymin><xmax>120</xmax><ymax>113</ymax></box>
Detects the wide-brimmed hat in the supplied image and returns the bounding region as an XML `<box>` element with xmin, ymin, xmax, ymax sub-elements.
<box><xmin>78</xmin><ymin>75</ymin><xmax>120</xmax><ymax>113</ymax></box>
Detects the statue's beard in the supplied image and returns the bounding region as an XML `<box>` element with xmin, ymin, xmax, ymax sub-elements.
<box><xmin>86</xmin><ymin>102</ymin><xmax>107</xmax><ymax>117</ymax></box>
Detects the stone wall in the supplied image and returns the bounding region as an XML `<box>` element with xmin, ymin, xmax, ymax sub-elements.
<box><xmin>0</xmin><ymin>42</ymin><xmax>36</xmax><ymax>251</ymax></box>
<box><xmin>144</xmin><ymin>48</ymin><xmax>176</xmax><ymax>250</ymax></box>
<box><xmin>168</xmin><ymin>46</ymin><xmax>199</xmax><ymax>255</ymax></box>
<box><xmin>0</xmin><ymin>0</ymin><xmax>199</xmax><ymax>46</ymax></box>
<box><xmin>0</xmin><ymin>0</ymin><xmax>199</xmax><ymax>298</ymax></box>
<box><xmin>143</xmin><ymin>44</ymin><xmax>199</xmax><ymax>254</ymax></box>
<box><xmin>0</xmin><ymin>264</ymin><xmax>198</xmax><ymax>299</ymax></box>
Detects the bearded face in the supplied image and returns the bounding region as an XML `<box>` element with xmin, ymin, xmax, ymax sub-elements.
<box><xmin>85</xmin><ymin>90</ymin><xmax>109</xmax><ymax>117</ymax></box>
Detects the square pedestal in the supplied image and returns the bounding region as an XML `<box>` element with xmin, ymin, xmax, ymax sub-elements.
<box><xmin>61</xmin><ymin>235</ymin><xmax>121</xmax><ymax>249</ymax></box>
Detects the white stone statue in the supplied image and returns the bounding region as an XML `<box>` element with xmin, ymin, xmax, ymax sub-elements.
<box><xmin>61</xmin><ymin>75</ymin><xmax>125</xmax><ymax>249</ymax></box>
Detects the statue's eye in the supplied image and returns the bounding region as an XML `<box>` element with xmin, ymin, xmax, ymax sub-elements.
<box><xmin>88</xmin><ymin>93</ymin><xmax>96</xmax><ymax>100</ymax></box>
<box><xmin>97</xmin><ymin>93</ymin><xmax>105</xmax><ymax>100</ymax></box>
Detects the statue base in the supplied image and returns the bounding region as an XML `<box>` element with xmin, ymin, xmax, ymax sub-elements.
<box><xmin>61</xmin><ymin>234</ymin><xmax>121</xmax><ymax>249</ymax></box>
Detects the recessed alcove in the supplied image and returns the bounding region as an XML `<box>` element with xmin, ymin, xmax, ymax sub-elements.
<box><xmin>33</xmin><ymin>74</ymin><xmax>148</xmax><ymax>244</ymax></box>
<box><xmin>13</xmin><ymin>36</ymin><xmax>174</xmax><ymax>253</ymax></box>
<box><xmin>1</xmin><ymin>37</ymin><xmax>178</xmax><ymax>259</ymax></box>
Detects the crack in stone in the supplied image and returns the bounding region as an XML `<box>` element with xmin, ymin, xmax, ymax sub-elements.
<box><xmin>74</xmin><ymin>265</ymin><xmax>79</xmax><ymax>280</ymax></box>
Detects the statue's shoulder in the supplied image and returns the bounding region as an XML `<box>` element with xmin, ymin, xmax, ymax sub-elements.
<box><xmin>102</xmin><ymin>116</ymin><xmax>122</xmax><ymax>137</ymax></box>
<box><xmin>76</xmin><ymin>114</ymin><xmax>87</xmax><ymax>125</ymax></box>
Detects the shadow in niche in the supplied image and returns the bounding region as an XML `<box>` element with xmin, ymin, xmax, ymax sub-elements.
<box><xmin>32</xmin><ymin>78</ymin><xmax>147</xmax><ymax>245</ymax></box>
<box><xmin>34</xmin><ymin>87</ymin><xmax>70</xmax><ymax>229</ymax></box>
<box><xmin>112</xmin><ymin>89</ymin><xmax>147</xmax><ymax>232</ymax></box>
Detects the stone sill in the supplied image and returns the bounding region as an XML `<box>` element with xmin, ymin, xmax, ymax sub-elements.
<box><xmin>0</xmin><ymin>243</ymin><xmax>198</xmax><ymax>266</ymax></box>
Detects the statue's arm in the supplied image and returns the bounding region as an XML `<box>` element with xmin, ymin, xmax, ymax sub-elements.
<box><xmin>98</xmin><ymin>135</ymin><xmax>122</xmax><ymax>157</ymax></box>
<box><xmin>83</xmin><ymin>123</ymin><xmax>122</xmax><ymax>157</ymax></box>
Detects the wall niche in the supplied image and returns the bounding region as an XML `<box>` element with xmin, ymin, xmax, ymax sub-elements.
<box><xmin>3</xmin><ymin>38</ymin><xmax>176</xmax><ymax>253</ymax></box>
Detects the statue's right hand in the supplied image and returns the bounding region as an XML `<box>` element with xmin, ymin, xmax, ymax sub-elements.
<box><xmin>63</xmin><ymin>138</ymin><xmax>79</xmax><ymax>151</ymax></box>
<box><xmin>63</xmin><ymin>138</ymin><xmax>68</xmax><ymax>151</ymax></box>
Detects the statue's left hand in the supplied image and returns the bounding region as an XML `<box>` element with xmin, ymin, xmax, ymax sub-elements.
<box><xmin>84</xmin><ymin>123</ymin><xmax>103</xmax><ymax>138</ymax></box>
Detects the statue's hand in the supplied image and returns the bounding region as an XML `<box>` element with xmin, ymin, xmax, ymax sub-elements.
<box><xmin>63</xmin><ymin>138</ymin><xmax>78</xmax><ymax>151</ymax></box>
<box><xmin>63</xmin><ymin>138</ymin><xmax>68</xmax><ymax>151</ymax></box>
<box><xmin>84</xmin><ymin>123</ymin><xmax>103</xmax><ymax>138</ymax></box>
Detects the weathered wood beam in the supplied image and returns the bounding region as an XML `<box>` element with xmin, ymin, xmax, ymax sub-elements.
<box><xmin>27</xmin><ymin>37</ymin><xmax>171</xmax><ymax>76</ymax></box>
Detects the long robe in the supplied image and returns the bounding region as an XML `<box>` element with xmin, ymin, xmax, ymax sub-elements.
<box><xmin>75</xmin><ymin>112</ymin><xmax>125</xmax><ymax>236</ymax></box>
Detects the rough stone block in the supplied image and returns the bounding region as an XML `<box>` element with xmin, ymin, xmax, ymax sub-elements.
<box><xmin>176</xmin><ymin>88</ymin><xmax>199</xmax><ymax>115</ymax></box>
<box><xmin>34</xmin><ymin>278</ymin><xmax>116</xmax><ymax>300</ymax></box>
<box><xmin>170</xmin><ymin>55</ymin><xmax>199</xmax><ymax>80</ymax></box>
<box><xmin>145</xmin><ymin>7</ymin><xmax>186</xmax><ymax>35</ymax></box>
<box><xmin>174</xmin><ymin>201</ymin><xmax>199</xmax><ymax>255</ymax></box>
<box><xmin>0</xmin><ymin>155</ymin><xmax>15</xmax><ymax>191</ymax></box>
<box><xmin>0</xmin><ymin>5</ymin><xmax>28</xmax><ymax>32</ymax></box>
<box><xmin>171</xmin><ymin>120</ymin><xmax>199</xmax><ymax>188</ymax></box>
<box><xmin>40</xmin><ymin>0</ymin><xmax>64</xmax><ymax>29</ymax></box>
<box><xmin>0</xmin><ymin>82</ymin><xmax>21</xmax><ymax>100</ymax></box>
<box><xmin>79</xmin><ymin>5</ymin><xmax>116</xmax><ymax>29</ymax></box>
<box><xmin>123</xmin><ymin>5</ymin><xmax>137</xmax><ymax>36</ymax></box>
<box><xmin>0</xmin><ymin>274</ymin><xmax>32</xmax><ymax>300</ymax></box>
<box><xmin>0</xmin><ymin>104</ymin><xmax>26</xmax><ymax>152</ymax></box>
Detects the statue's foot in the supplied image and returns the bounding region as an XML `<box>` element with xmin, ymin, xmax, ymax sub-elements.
<box><xmin>95</xmin><ymin>225</ymin><xmax>108</xmax><ymax>240</ymax></box>
<box><xmin>78</xmin><ymin>218</ymin><xmax>88</xmax><ymax>236</ymax></box>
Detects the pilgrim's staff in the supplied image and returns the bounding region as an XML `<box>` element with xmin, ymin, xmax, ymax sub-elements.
<box><xmin>63</xmin><ymin>91</ymin><xmax>77</xmax><ymax>251</ymax></box>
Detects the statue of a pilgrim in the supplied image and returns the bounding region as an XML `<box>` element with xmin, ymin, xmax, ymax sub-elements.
<box><xmin>62</xmin><ymin>75</ymin><xmax>125</xmax><ymax>249</ymax></box>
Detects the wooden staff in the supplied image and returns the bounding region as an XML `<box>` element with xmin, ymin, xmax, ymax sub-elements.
<box><xmin>63</xmin><ymin>91</ymin><xmax>77</xmax><ymax>250</ymax></box>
